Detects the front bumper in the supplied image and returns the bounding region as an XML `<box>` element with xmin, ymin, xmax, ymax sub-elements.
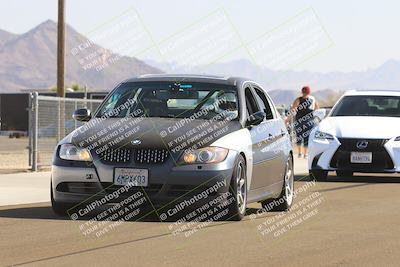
<box><xmin>308</xmin><ymin>137</ymin><xmax>400</xmax><ymax>174</ymax></box>
<box><xmin>51</xmin><ymin>150</ymin><xmax>238</xmax><ymax>206</ymax></box>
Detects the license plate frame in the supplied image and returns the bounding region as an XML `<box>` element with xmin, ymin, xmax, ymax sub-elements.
<box><xmin>350</xmin><ymin>152</ymin><xmax>372</xmax><ymax>163</ymax></box>
<box><xmin>114</xmin><ymin>168</ymin><xmax>149</xmax><ymax>187</ymax></box>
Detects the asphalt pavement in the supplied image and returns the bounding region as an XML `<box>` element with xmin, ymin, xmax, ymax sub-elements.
<box><xmin>1</xmin><ymin>158</ymin><xmax>400</xmax><ymax>266</ymax></box>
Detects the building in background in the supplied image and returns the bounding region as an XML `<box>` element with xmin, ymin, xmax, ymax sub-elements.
<box><xmin>0</xmin><ymin>92</ymin><xmax>107</xmax><ymax>136</ymax></box>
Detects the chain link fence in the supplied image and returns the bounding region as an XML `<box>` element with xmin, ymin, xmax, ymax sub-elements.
<box><xmin>28</xmin><ymin>93</ymin><xmax>102</xmax><ymax>170</ymax></box>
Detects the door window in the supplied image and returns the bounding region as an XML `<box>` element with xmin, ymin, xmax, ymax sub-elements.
<box><xmin>253</xmin><ymin>87</ymin><xmax>275</xmax><ymax>120</ymax></box>
<box><xmin>245</xmin><ymin>87</ymin><xmax>260</xmax><ymax>116</ymax></box>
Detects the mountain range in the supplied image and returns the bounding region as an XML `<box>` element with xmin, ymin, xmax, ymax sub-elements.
<box><xmin>0</xmin><ymin>20</ymin><xmax>161</xmax><ymax>93</ymax></box>
<box><xmin>145</xmin><ymin>58</ymin><xmax>400</xmax><ymax>105</ymax></box>
<box><xmin>0</xmin><ymin>20</ymin><xmax>399</xmax><ymax>106</ymax></box>
<box><xmin>146</xmin><ymin>59</ymin><xmax>399</xmax><ymax>96</ymax></box>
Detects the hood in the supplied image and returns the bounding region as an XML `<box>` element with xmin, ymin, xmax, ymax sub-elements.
<box><xmin>69</xmin><ymin>117</ymin><xmax>242</xmax><ymax>153</ymax></box>
<box><xmin>318</xmin><ymin>116</ymin><xmax>400</xmax><ymax>139</ymax></box>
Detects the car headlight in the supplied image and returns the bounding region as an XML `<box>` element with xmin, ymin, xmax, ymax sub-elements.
<box><xmin>314</xmin><ymin>131</ymin><xmax>334</xmax><ymax>140</ymax></box>
<box><xmin>59</xmin><ymin>144</ymin><xmax>92</xmax><ymax>161</ymax></box>
<box><xmin>395</xmin><ymin>136</ymin><xmax>400</xmax><ymax>141</ymax></box>
<box><xmin>179</xmin><ymin>147</ymin><xmax>229</xmax><ymax>164</ymax></box>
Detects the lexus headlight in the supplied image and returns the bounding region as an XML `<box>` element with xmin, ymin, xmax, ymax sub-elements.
<box><xmin>59</xmin><ymin>144</ymin><xmax>92</xmax><ymax>161</ymax></box>
<box><xmin>179</xmin><ymin>147</ymin><xmax>228</xmax><ymax>164</ymax></box>
<box><xmin>314</xmin><ymin>131</ymin><xmax>334</xmax><ymax>140</ymax></box>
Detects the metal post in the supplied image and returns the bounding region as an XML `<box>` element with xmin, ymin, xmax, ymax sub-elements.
<box><xmin>28</xmin><ymin>93</ymin><xmax>33</xmax><ymax>166</ymax></box>
<box><xmin>57</xmin><ymin>0</ymin><xmax>65</xmax><ymax>98</ymax></box>
<box><xmin>32</xmin><ymin>92</ymin><xmax>39</xmax><ymax>171</ymax></box>
<box><xmin>84</xmin><ymin>85</ymin><xmax>87</xmax><ymax>100</ymax></box>
<box><xmin>84</xmin><ymin>85</ymin><xmax>88</xmax><ymax>110</ymax></box>
<box><xmin>57</xmin><ymin>0</ymin><xmax>66</xmax><ymax>142</ymax></box>
<box><xmin>74</xmin><ymin>100</ymin><xmax>77</xmax><ymax>129</ymax></box>
<box><xmin>57</xmin><ymin>98</ymin><xmax>61</xmax><ymax>142</ymax></box>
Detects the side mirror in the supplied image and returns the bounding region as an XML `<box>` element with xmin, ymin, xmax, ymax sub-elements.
<box><xmin>246</xmin><ymin>111</ymin><xmax>266</xmax><ymax>126</ymax></box>
<box><xmin>72</xmin><ymin>108</ymin><xmax>91</xmax><ymax>122</ymax></box>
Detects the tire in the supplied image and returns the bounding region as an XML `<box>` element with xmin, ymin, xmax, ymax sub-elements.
<box><xmin>51</xmin><ymin>182</ymin><xmax>74</xmax><ymax>217</ymax></box>
<box><xmin>227</xmin><ymin>154</ymin><xmax>247</xmax><ymax>221</ymax></box>
<box><xmin>310</xmin><ymin>170</ymin><xmax>328</xmax><ymax>182</ymax></box>
<box><xmin>261</xmin><ymin>154</ymin><xmax>294</xmax><ymax>212</ymax></box>
<box><xmin>336</xmin><ymin>170</ymin><xmax>353</xmax><ymax>177</ymax></box>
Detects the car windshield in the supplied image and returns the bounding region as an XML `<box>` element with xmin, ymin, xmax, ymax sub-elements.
<box><xmin>95</xmin><ymin>82</ymin><xmax>239</xmax><ymax>120</ymax></box>
<box><xmin>331</xmin><ymin>95</ymin><xmax>400</xmax><ymax>117</ymax></box>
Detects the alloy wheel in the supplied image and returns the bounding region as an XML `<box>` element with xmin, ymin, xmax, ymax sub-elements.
<box><xmin>236</xmin><ymin>161</ymin><xmax>247</xmax><ymax>214</ymax></box>
<box><xmin>284</xmin><ymin>159</ymin><xmax>294</xmax><ymax>206</ymax></box>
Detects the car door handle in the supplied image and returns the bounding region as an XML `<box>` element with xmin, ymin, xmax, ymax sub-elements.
<box><xmin>281</xmin><ymin>129</ymin><xmax>286</xmax><ymax>136</ymax></box>
<box><xmin>267</xmin><ymin>133</ymin><xmax>274</xmax><ymax>141</ymax></box>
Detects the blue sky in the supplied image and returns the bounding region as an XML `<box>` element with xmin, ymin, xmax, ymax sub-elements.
<box><xmin>1</xmin><ymin>0</ymin><xmax>399</xmax><ymax>72</ymax></box>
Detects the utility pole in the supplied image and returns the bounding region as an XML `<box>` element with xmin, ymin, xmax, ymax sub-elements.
<box><xmin>57</xmin><ymin>0</ymin><xmax>66</xmax><ymax>141</ymax></box>
<box><xmin>57</xmin><ymin>0</ymin><xmax>65</xmax><ymax>97</ymax></box>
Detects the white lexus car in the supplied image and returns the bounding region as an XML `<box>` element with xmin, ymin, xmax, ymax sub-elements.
<box><xmin>308</xmin><ymin>90</ymin><xmax>400</xmax><ymax>181</ymax></box>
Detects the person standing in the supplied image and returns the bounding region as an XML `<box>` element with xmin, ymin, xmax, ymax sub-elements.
<box><xmin>286</xmin><ymin>86</ymin><xmax>319</xmax><ymax>158</ymax></box>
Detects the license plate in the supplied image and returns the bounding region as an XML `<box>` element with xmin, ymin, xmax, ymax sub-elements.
<box><xmin>114</xmin><ymin>168</ymin><xmax>148</xmax><ymax>186</ymax></box>
<box><xmin>350</xmin><ymin>152</ymin><xmax>372</xmax><ymax>163</ymax></box>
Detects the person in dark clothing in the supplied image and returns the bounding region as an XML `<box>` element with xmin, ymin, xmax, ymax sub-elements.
<box><xmin>286</xmin><ymin>86</ymin><xmax>319</xmax><ymax>158</ymax></box>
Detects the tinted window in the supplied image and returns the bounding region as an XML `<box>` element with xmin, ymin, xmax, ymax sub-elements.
<box><xmin>254</xmin><ymin>88</ymin><xmax>274</xmax><ymax>120</ymax></box>
<box><xmin>331</xmin><ymin>95</ymin><xmax>400</xmax><ymax>117</ymax></box>
<box><xmin>96</xmin><ymin>82</ymin><xmax>239</xmax><ymax>120</ymax></box>
<box><xmin>245</xmin><ymin>87</ymin><xmax>260</xmax><ymax>116</ymax></box>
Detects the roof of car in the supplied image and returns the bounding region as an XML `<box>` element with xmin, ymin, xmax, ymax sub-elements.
<box><xmin>123</xmin><ymin>74</ymin><xmax>252</xmax><ymax>87</ymax></box>
<box><xmin>344</xmin><ymin>90</ymin><xmax>400</xmax><ymax>97</ymax></box>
